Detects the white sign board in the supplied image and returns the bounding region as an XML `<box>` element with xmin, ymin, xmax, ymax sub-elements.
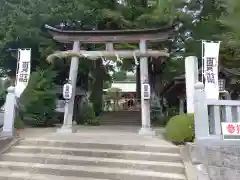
<box><xmin>15</xmin><ymin>49</ymin><xmax>31</xmax><ymax>97</ymax></box>
<box><xmin>221</xmin><ymin>122</ymin><xmax>240</xmax><ymax>140</ymax></box>
<box><xmin>202</xmin><ymin>41</ymin><xmax>220</xmax><ymax>100</ymax></box>
<box><xmin>63</xmin><ymin>83</ymin><xmax>72</xmax><ymax>100</ymax></box>
<box><xmin>142</xmin><ymin>83</ymin><xmax>150</xmax><ymax>100</ymax></box>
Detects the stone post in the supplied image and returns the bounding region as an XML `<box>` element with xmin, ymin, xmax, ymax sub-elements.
<box><xmin>1</xmin><ymin>86</ymin><xmax>16</xmax><ymax>137</ymax></box>
<box><xmin>179</xmin><ymin>98</ymin><xmax>184</xmax><ymax>114</ymax></box>
<box><xmin>57</xmin><ymin>41</ymin><xmax>80</xmax><ymax>133</ymax></box>
<box><xmin>185</xmin><ymin>56</ymin><xmax>198</xmax><ymax>113</ymax></box>
<box><xmin>138</xmin><ymin>39</ymin><xmax>155</xmax><ymax>136</ymax></box>
<box><xmin>194</xmin><ymin>82</ymin><xmax>209</xmax><ymax>139</ymax></box>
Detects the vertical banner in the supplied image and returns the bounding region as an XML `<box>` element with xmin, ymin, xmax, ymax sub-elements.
<box><xmin>202</xmin><ymin>41</ymin><xmax>220</xmax><ymax>100</ymax></box>
<box><xmin>15</xmin><ymin>49</ymin><xmax>31</xmax><ymax>97</ymax></box>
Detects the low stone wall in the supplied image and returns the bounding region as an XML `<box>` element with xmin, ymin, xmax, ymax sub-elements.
<box><xmin>187</xmin><ymin>139</ymin><xmax>240</xmax><ymax>180</ymax></box>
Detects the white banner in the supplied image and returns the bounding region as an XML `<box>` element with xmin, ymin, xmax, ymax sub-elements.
<box><xmin>15</xmin><ymin>49</ymin><xmax>31</xmax><ymax>97</ymax></box>
<box><xmin>202</xmin><ymin>41</ymin><xmax>220</xmax><ymax>100</ymax></box>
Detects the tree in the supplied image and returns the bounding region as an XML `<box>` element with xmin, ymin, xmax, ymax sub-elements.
<box><xmin>218</xmin><ymin>0</ymin><xmax>240</xmax><ymax>67</ymax></box>
<box><xmin>112</xmin><ymin>71</ymin><xmax>127</xmax><ymax>81</ymax></box>
<box><xmin>18</xmin><ymin>68</ymin><xmax>57</xmax><ymax>126</ymax></box>
<box><xmin>0</xmin><ymin>0</ymin><xmax>183</xmax><ymax>118</ymax></box>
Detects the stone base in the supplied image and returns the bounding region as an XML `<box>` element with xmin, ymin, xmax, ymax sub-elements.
<box><xmin>196</xmin><ymin>164</ymin><xmax>210</xmax><ymax>180</ymax></box>
<box><xmin>138</xmin><ymin>127</ymin><xmax>156</xmax><ymax>136</ymax></box>
<box><xmin>186</xmin><ymin>142</ymin><xmax>201</xmax><ymax>164</ymax></box>
<box><xmin>196</xmin><ymin>135</ymin><xmax>222</xmax><ymax>141</ymax></box>
<box><xmin>1</xmin><ymin>131</ymin><xmax>13</xmax><ymax>137</ymax></box>
<box><xmin>194</xmin><ymin>138</ymin><xmax>240</xmax><ymax>180</ymax></box>
<box><xmin>56</xmin><ymin>126</ymin><xmax>74</xmax><ymax>134</ymax></box>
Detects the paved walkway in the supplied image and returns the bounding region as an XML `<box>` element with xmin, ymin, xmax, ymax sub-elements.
<box><xmin>19</xmin><ymin>125</ymin><xmax>175</xmax><ymax>147</ymax></box>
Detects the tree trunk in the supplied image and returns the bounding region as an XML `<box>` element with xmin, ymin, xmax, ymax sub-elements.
<box><xmin>90</xmin><ymin>59</ymin><xmax>103</xmax><ymax>115</ymax></box>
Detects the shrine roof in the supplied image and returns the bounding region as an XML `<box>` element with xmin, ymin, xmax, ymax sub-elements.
<box><xmin>45</xmin><ymin>24</ymin><xmax>174</xmax><ymax>43</ymax></box>
<box><xmin>160</xmin><ymin>77</ymin><xmax>185</xmax><ymax>98</ymax></box>
<box><xmin>160</xmin><ymin>67</ymin><xmax>240</xmax><ymax>97</ymax></box>
<box><xmin>222</xmin><ymin>68</ymin><xmax>240</xmax><ymax>77</ymax></box>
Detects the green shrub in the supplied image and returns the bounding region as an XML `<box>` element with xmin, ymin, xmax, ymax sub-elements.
<box><xmin>18</xmin><ymin>69</ymin><xmax>57</xmax><ymax>126</ymax></box>
<box><xmin>14</xmin><ymin>117</ymin><xmax>24</xmax><ymax>129</ymax></box>
<box><xmin>152</xmin><ymin>116</ymin><xmax>170</xmax><ymax>127</ymax></box>
<box><xmin>86</xmin><ymin>116</ymin><xmax>100</xmax><ymax>126</ymax></box>
<box><xmin>76</xmin><ymin>102</ymin><xmax>96</xmax><ymax>125</ymax></box>
<box><xmin>165</xmin><ymin>114</ymin><xmax>195</xmax><ymax>144</ymax></box>
<box><xmin>151</xmin><ymin>107</ymin><xmax>178</xmax><ymax>127</ymax></box>
<box><xmin>167</xmin><ymin>107</ymin><xmax>178</xmax><ymax>118</ymax></box>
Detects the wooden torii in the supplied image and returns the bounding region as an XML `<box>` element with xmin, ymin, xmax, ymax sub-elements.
<box><xmin>45</xmin><ymin>24</ymin><xmax>174</xmax><ymax>135</ymax></box>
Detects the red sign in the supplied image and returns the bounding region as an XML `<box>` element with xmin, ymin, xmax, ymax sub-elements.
<box><xmin>222</xmin><ymin>123</ymin><xmax>240</xmax><ymax>140</ymax></box>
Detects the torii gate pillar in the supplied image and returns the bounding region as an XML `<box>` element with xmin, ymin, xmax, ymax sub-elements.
<box><xmin>57</xmin><ymin>41</ymin><xmax>80</xmax><ymax>133</ymax></box>
<box><xmin>138</xmin><ymin>39</ymin><xmax>156</xmax><ymax>136</ymax></box>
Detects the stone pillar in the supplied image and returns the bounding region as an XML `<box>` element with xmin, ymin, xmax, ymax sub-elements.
<box><xmin>1</xmin><ymin>86</ymin><xmax>16</xmax><ymax>137</ymax></box>
<box><xmin>194</xmin><ymin>82</ymin><xmax>209</xmax><ymax>139</ymax></box>
<box><xmin>57</xmin><ymin>41</ymin><xmax>80</xmax><ymax>133</ymax></box>
<box><xmin>179</xmin><ymin>97</ymin><xmax>184</xmax><ymax>114</ymax></box>
<box><xmin>185</xmin><ymin>56</ymin><xmax>198</xmax><ymax>114</ymax></box>
<box><xmin>138</xmin><ymin>39</ymin><xmax>155</xmax><ymax>136</ymax></box>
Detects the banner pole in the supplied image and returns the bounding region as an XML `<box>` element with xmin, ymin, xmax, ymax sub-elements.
<box><xmin>201</xmin><ymin>40</ymin><xmax>204</xmax><ymax>83</ymax></box>
<box><xmin>15</xmin><ymin>49</ymin><xmax>20</xmax><ymax>87</ymax></box>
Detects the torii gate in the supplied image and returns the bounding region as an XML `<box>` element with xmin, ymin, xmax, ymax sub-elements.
<box><xmin>45</xmin><ymin>24</ymin><xmax>173</xmax><ymax>135</ymax></box>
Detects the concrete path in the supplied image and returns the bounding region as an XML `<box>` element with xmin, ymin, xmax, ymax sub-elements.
<box><xmin>18</xmin><ymin>125</ymin><xmax>174</xmax><ymax>147</ymax></box>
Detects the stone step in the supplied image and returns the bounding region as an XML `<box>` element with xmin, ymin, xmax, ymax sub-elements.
<box><xmin>100</xmin><ymin>121</ymin><xmax>140</xmax><ymax>124</ymax></box>
<box><xmin>100</xmin><ymin>116</ymin><xmax>141</xmax><ymax>118</ymax></box>
<box><xmin>0</xmin><ymin>161</ymin><xmax>187</xmax><ymax>180</ymax></box>
<box><xmin>100</xmin><ymin>119</ymin><xmax>140</xmax><ymax>122</ymax></box>
<box><xmin>9</xmin><ymin>145</ymin><xmax>182</xmax><ymax>162</ymax></box>
<box><xmin>99</xmin><ymin>124</ymin><xmax>141</xmax><ymax>126</ymax></box>
<box><xmin>100</xmin><ymin>117</ymin><xmax>141</xmax><ymax>122</ymax></box>
<box><xmin>101</xmin><ymin>111</ymin><xmax>141</xmax><ymax>115</ymax></box>
<box><xmin>100</xmin><ymin>118</ymin><xmax>140</xmax><ymax>121</ymax></box>
<box><xmin>1</xmin><ymin>153</ymin><xmax>185</xmax><ymax>174</ymax></box>
<box><xmin>100</xmin><ymin>119</ymin><xmax>140</xmax><ymax>121</ymax></box>
<box><xmin>100</xmin><ymin>116</ymin><xmax>141</xmax><ymax>121</ymax></box>
<box><xmin>0</xmin><ymin>170</ymin><xmax>108</xmax><ymax>180</ymax></box>
<box><xmin>100</xmin><ymin>117</ymin><xmax>141</xmax><ymax>119</ymax></box>
<box><xmin>19</xmin><ymin>139</ymin><xmax>180</xmax><ymax>153</ymax></box>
